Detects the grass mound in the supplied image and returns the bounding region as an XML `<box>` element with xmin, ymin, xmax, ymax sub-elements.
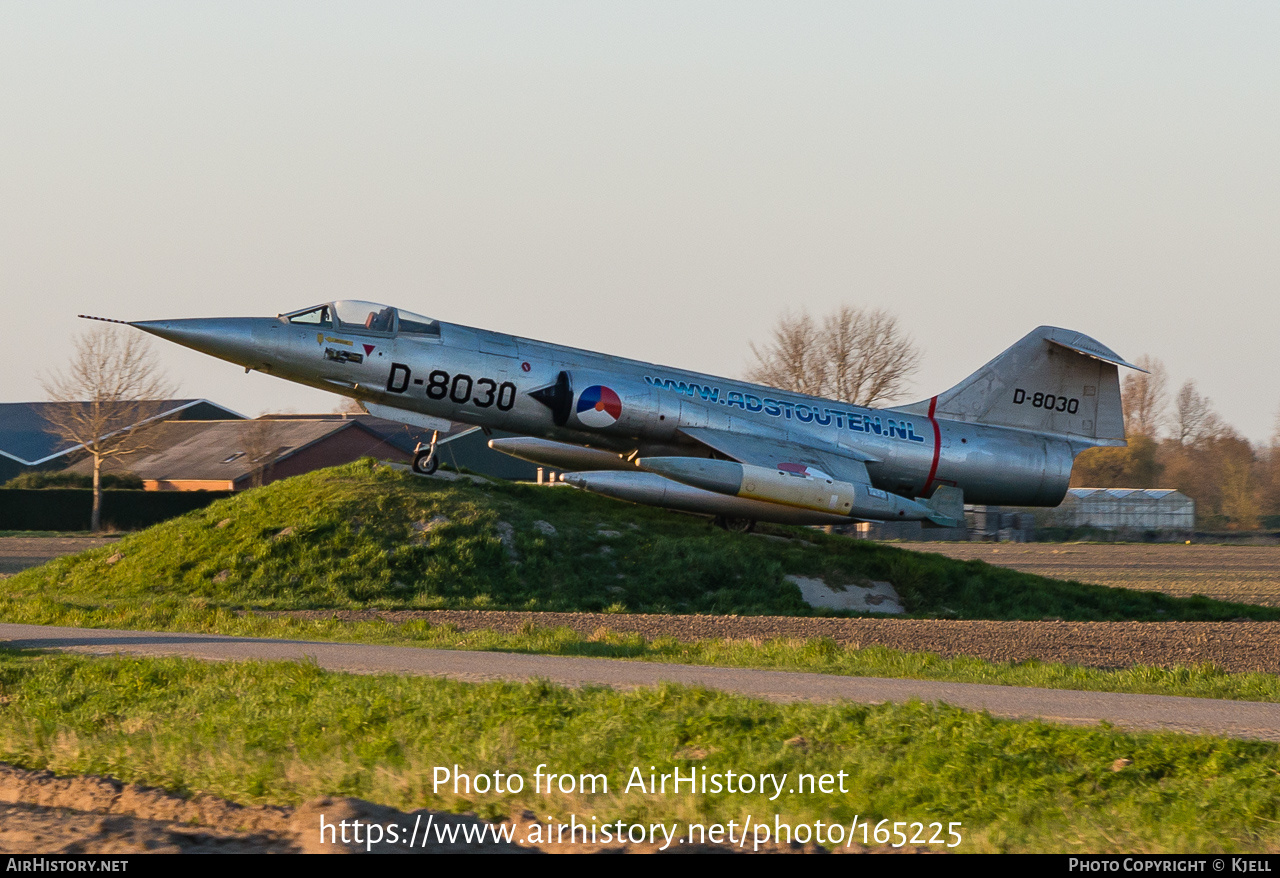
<box><xmin>7</xmin><ymin>460</ymin><xmax>1278</xmax><ymax>620</ymax></box>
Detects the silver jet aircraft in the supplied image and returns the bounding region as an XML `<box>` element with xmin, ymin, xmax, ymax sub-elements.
<box><xmin>90</xmin><ymin>301</ymin><xmax>1139</xmax><ymax>530</ymax></box>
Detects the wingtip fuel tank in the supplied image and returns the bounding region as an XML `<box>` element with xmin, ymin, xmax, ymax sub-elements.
<box><xmin>638</xmin><ymin>456</ymin><xmax>945</xmax><ymax>522</ymax></box>
<box><xmin>562</xmin><ymin>470</ymin><xmax>851</xmax><ymax>526</ymax></box>
<box><xmin>488</xmin><ymin>436</ymin><xmax>635</xmax><ymax>472</ymax></box>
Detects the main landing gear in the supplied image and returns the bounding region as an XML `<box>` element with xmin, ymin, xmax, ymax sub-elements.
<box><xmin>712</xmin><ymin>516</ymin><xmax>756</xmax><ymax>534</ymax></box>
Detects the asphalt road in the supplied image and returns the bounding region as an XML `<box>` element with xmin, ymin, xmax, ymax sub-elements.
<box><xmin>4</xmin><ymin>622</ymin><xmax>1280</xmax><ymax>742</ymax></box>
<box><xmin>0</xmin><ymin>537</ymin><xmax>119</xmax><ymax>575</ymax></box>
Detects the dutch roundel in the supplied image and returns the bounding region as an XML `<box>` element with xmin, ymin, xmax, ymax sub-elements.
<box><xmin>575</xmin><ymin>385</ymin><xmax>623</xmax><ymax>428</ymax></box>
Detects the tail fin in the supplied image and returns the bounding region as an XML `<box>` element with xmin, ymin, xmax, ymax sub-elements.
<box><xmin>890</xmin><ymin>326</ymin><xmax>1141</xmax><ymax>447</ymax></box>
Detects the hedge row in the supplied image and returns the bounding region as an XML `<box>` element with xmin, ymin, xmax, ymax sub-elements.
<box><xmin>0</xmin><ymin>489</ymin><xmax>231</xmax><ymax>532</ymax></box>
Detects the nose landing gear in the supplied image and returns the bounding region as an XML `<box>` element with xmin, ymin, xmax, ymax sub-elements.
<box><xmin>412</xmin><ymin>431</ymin><xmax>440</xmax><ymax>475</ymax></box>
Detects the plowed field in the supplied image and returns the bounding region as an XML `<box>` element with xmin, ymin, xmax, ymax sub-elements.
<box><xmin>906</xmin><ymin>543</ymin><xmax>1280</xmax><ymax>607</ymax></box>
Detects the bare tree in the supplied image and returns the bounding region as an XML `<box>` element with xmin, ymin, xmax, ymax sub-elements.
<box><xmin>746</xmin><ymin>311</ymin><xmax>825</xmax><ymax>397</ymax></box>
<box><xmin>1121</xmin><ymin>355</ymin><xmax>1168</xmax><ymax>438</ymax></box>
<box><xmin>1174</xmin><ymin>379</ymin><xmax>1222</xmax><ymax>447</ymax></box>
<box><xmin>241</xmin><ymin>418</ymin><xmax>285</xmax><ymax>488</ymax></box>
<box><xmin>1262</xmin><ymin>407</ymin><xmax>1280</xmax><ymax>518</ymax></box>
<box><xmin>747</xmin><ymin>306</ymin><xmax>920</xmax><ymax>406</ymax></box>
<box><xmin>40</xmin><ymin>326</ymin><xmax>177</xmax><ymax>532</ymax></box>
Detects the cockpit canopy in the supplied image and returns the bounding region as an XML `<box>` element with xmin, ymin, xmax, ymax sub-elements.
<box><xmin>282</xmin><ymin>300</ymin><xmax>440</xmax><ymax>337</ymax></box>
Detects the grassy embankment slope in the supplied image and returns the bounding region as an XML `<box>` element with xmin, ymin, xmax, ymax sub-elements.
<box><xmin>7</xmin><ymin>460</ymin><xmax>1276</xmax><ymax>621</ymax></box>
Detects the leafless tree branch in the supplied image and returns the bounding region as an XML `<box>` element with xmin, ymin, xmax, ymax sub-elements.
<box><xmin>1174</xmin><ymin>379</ymin><xmax>1222</xmax><ymax>447</ymax></box>
<box><xmin>39</xmin><ymin>326</ymin><xmax>177</xmax><ymax>531</ymax></box>
<box><xmin>241</xmin><ymin>418</ymin><xmax>287</xmax><ymax>489</ymax></box>
<box><xmin>746</xmin><ymin>306</ymin><xmax>920</xmax><ymax>406</ymax></box>
<box><xmin>1121</xmin><ymin>355</ymin><xmax>1168</xmax><ymax>439</ymax></box>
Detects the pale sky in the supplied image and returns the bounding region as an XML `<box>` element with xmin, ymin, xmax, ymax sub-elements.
<box><xmin>4</xmin><ymin>3</ymin><xmax>1278</xmax><ymax>442</ymax></box>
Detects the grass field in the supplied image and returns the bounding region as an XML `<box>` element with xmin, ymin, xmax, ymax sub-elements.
<box><xmin>909</xmin><ymin>543</ymin><xmax>1280</xmax><ymax>608</ymax></box>
<box><xmin>1</xmin><ymin>650</ymin><xmax>1278</xmax><ymax>853</ymax></box>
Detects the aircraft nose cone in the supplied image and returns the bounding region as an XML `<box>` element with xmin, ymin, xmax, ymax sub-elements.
<box><xmin>130</xmin><ymin>317</ymin><xmax>273</xmax><ymax>368</ymax></box>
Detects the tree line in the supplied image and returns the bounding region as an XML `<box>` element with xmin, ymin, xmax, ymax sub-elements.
<box><xmin>1071</xmin><ymin>358</ymin><xmax>1279</xmax><ymax>529</ymax></box>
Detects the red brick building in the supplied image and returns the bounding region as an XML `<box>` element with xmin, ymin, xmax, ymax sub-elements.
<box><xmin>64</xmin><ymin>416</ymin><xmax>422</xmax><ymax>491</ymax></box>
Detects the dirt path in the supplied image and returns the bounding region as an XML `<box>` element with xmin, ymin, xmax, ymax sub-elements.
<box><xmin>268</xmin><ymin>609</ymin><xmax>1280</xmax><ymax>674</ymax></box>
<box><xmin>0</xmin><ymin>761</ymin><xmax>523</xmax><ymax>854</ymax></box>
<box><xmin>0</xmin><ymin>762</ymin><xmax>848</xmax><ymax>854</ymax></box>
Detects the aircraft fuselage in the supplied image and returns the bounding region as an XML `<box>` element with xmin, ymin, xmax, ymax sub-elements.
<box><xmin>132</xmin><ymin>311</ymin><xmax>1078</xmax><ymax>508</ymax></box>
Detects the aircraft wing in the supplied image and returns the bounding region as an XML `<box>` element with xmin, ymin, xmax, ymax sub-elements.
<box><xmin>676</xmin><ymin>426</ymin><xmax>877</xmax><ymax>486</ymax></box>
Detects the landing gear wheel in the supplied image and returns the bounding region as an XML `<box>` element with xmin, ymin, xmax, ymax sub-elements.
<box><xmin>712</xmin><ymin>516</ymin><xmax>755</xmax><ymax>534</ymax></box>
<box><xmin>412</xmin><ymin>450</ymin><xmax>439</xmax><ymax>475</ymax></box>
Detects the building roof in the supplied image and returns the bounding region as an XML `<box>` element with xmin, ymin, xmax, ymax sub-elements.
<box><xmin>253</xmin><ymin>414</ymin><xmax>540</xmax><ymax>481</ymax></box>
<box><xmin>64</xmin><ymin>418</ymin><xmax>370</xmax><ymax>484</ymax></box>
<box><xmin>256</xmin><ymin>412</ymin><xmax>460</xmax><ymax>455</ymax></box>
<box><xmin>0</xmin><ymin>399</ymin><xmax>243</xmax><ymax>467</ymax></box>
<box><xmin>1067</xmin><ymin>488</ymin><xmax>1191</xmax><ymax>501</ymax></box>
